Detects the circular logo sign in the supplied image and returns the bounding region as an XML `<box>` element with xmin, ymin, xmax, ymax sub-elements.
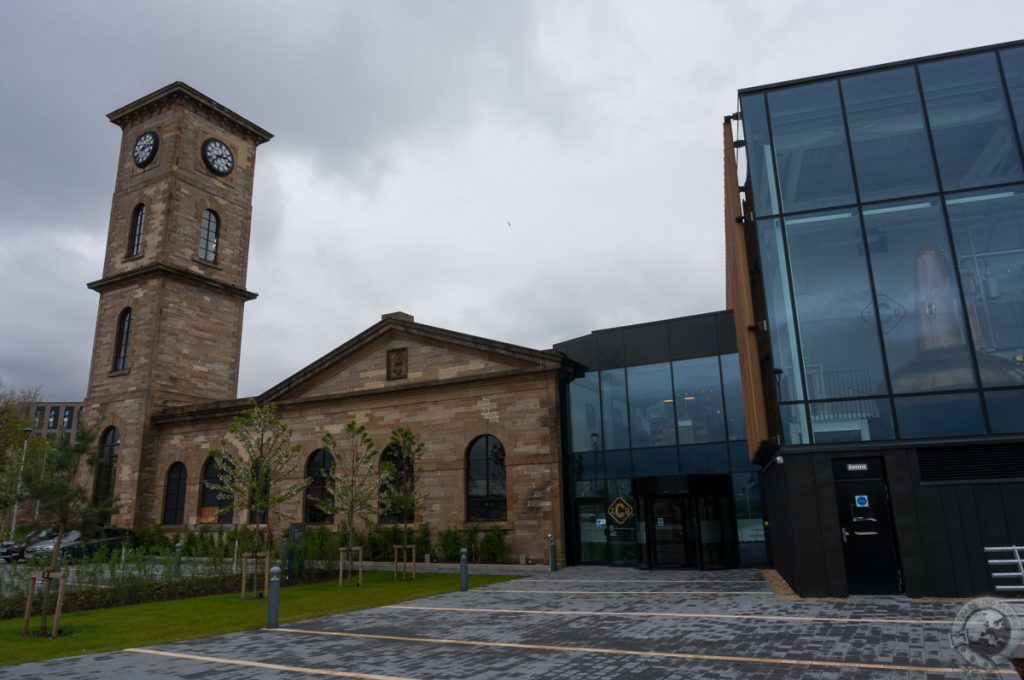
<box><xmin>949</xmin><ymin>597</ymin><xmax>1024</xmax><ymax>670</ymax></box>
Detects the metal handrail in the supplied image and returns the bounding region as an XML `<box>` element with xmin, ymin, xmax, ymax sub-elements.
<box><xmin>985</xmin><ymin>546</ymin><xmax>1024</xmax><ymax>592</ymax></box>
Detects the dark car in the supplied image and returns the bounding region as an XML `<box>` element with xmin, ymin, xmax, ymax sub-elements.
<box><xmin>61</xmin><ymin>528</ymin><xmax>139</xmax><ymax>559</ymax></box>
<box><xmin>23</xmin><ymin>529</ymin><xmax>81</xmax><ymax>562</ymax></box>
<box><xmin>1</xmin><ymin>527</ymin><xmax>58</xmax><ymax>563</ymax></box>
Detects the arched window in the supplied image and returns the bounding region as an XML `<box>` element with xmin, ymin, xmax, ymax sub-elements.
<box><xmin>200</xmin><ymin>456</ymin><xmax>233</xmax><ymax>524</ymax></box>
<box><xmin>112</xmin><ymin>307</ymin><xmax>132</xmax><ymax>371</ymax></box>
<box><xmin>249</xmin><ymin>478</ymin><xmax>269</xmax><ymax>525</ymax></box>
<box><xmin>305</xmin><ymin>449</ymin><xmax>334</xmax><ymax>524</ymax></box>
<box><xmin>162</xmin><ymin>462</ymin><xmax>187</xmax><ymax>525</ymax></box>
<box><xmin>379</xmin><ymin>445</ymin><xmax>413</xmax><ymax>523</ymax></box>
<box><xmin>466</xmin><ymin>435</ymin><xmax>506</xmax><ymax>521</ymax></box>
<box><xmin>128</xmin><ymin>203</ymin><xmax>145</xmax><ymax>257</ymax></box>
<box><xmin>94</xmin><ymin>427</ymin><xmax>119</xmax><ymax>520</ymax></box>
<box><xmin>198</xmin><ymin>209</ymin><xmax>219</xmax><ymax>262</ymax></box>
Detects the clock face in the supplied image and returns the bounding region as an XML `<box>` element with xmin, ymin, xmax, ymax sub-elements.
<box><xmin>132</xmin><ymin>131</ymin><xmax>159</xmax><ymax>168</ymax></box>
<box><xmin>201</xmin><ymin>138</ymin><xmax>234</xmax><ymax>176</ymax></box>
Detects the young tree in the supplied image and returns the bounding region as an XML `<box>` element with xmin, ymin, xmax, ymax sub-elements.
<box><xmin>206</xmin><ymin>402</ymin><xmax>309</xmax><ymax>595</ymax></box>
<box><xmin>314</xmin><ymin>422</ymin><xmax>380</xmax><ymax>585</ymax></box>
<box><xmin>0</xmin><ymin>383</ymin><xmax>40</xmax><ymax>539</ymax></box>
<box><xmin>23</xmin><ymin>423</ymin><xmax>118</xmax><ymax>635</ymax></box>
<box><xmin>381</xmin><ymin>427</ymin><xmax>428</xmax><ymax>578</ymax></box>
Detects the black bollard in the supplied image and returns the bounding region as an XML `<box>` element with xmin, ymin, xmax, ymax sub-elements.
<box><xmin>173</xmin><ymin>542</ymin><xmax>183</xmax><ymax>579</ymax></box>
<box><xmin>267</xmin><ymin>565</ymin><xmax>281</xmax><ymax>628</ymax></box>
<box><xmin>548</xmin><ymin>533</ymin><xmax>557</xmax><ymax>572</ymax></box>
<box><xmin>459</xmin><ymin>548</ymin><xmax>469</xmax><ymax>592</ymax></box>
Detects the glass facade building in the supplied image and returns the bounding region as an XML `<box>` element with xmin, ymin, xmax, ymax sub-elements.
<box><xmin>556</xmin><ymin>312</ymin><xmax>768</xmax><ymax>570</ymax></box>
<box><xmin>741</xmin><ymin>45</ymin><xmax>1024</xmax><ymax>446</ymax></box>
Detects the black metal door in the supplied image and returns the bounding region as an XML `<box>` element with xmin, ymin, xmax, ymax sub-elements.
<box><xmin>834</xmin><ymin>475</ymin><xmax>902</xmax><ymax>594</ymax></box>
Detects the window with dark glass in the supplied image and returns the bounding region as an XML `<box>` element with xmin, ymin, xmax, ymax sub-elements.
<box><xmin>305</xmin><ymin>449</ymin><xmax>334</xmax><ymax>524</ymax></box>
<box><xmin>740</xmin><ymin>93</ymin><xmax>780</xmax><ymax>217</ymax></box>
<box><xmin>986</xmin><ymin>389</ymin><xmax>1024</xmax><ymax>434</ymax></box>
<box><xmin>893</xmin><ymin>392</ymin><xmax>986</xmax><ymax>439</ymax></box>
<box><xmin>94</xmin><ymin>427</ymin><xmax>119</xmax><ymax>510</ymax></box>
<box><xmin>809</xmin><ymin>398</ymin><xmax>895</xmax><ymax>443</ymax></box>
<box><xmin>200</xmin><ymin>456</ymin><xmax>233</xmax><ymax>524</ymax></box>
<box><xmin>47</xmin><ymin>406</ymin><xmax>58</xmax><ymax>429</ymax></box>
<box><xmin>768</xmin><ymin>81</ymin><xmax>857</xmax><ymax>213</ymax></box>
<box><xmin>128</xmin><ymin>203</ymin><xmax>145</xmax><ymax>257</ymax></box>
<box><xmin>466</xmin><ymin>435</ymin><xmax>506</xmax><ymax>521</ymax></box>
<box><xmin>198</xmin><ymin>209</ymin><xmax>219</xmax><ymax>262</ymax></box>
<box><xmin>863</xmin><ymin>199</ymin><xmax>976</xmax><ymax>393</ymax></box>
<box><xmin>946</xmin><ymin>186</ymin><xmax>1024</xmax><ymax>388</ymax></box>
<box><xmin>600</xmin><ymin>369</ymin><xmax>630</xmax><ymax>449</ymax></box>
<box><xmin>841</xmin><ymin>67</ymin><xmax>938</xmax><ymax>202</ymax></box>
<box><xmin>720</xmin><ymin>354</ymin><xmax>747</xmax><ymax>441</ymax></box>
<box><xmin>249</xmin><ymin>479</ymin><xmax>269</xmax><ymax>524</ymax></box>
<box><xmin>785</xmin><ymin>210</ymin><xmax>887</xmax><ymax>399</ymax></box>
<box><xmin>380</xmin><ymin>445</ymin><xmax>413</xmax><ymax>523</ymax></box>
<box><xmin>757</xmin><ymin>219</ymin><xmax>804</xmax><ymax>402</ymax></box>
<box><xmin>568</xmin><ymin>372</ymin><xmax>602</xmax><ymax>451</ymax></box>
<box><xmin>626</xmin><ymin>363</ymin><xmax>675</xmax><ymax>448</ymax></box>
<box><xmin>672</xmin><ymin>356</ymin><xmax>725</xmax><ymax>444</ymax></box>
<box><xmin>919</xmin><ymin>53</ymin><xmax>1024</xmax><ymax>191</ymax></box>
<box><xmin>62</xmin><ymin>406</ymin><xmax>74</xmax><ymax>430</ymax></box>
<box><xmin>1001</xmin><ymin>47</ymin><xmax>1024</xmax><ymax>147</ymax></box>
<box><xmin>113</xmin><ymin>307</ymin><xmax>132</xmax><ymax>372</ymax></box>
<box><xmin>162</xmin><ymin>462</ymin><xmax>186</xmax><ymax>525</ymax></box>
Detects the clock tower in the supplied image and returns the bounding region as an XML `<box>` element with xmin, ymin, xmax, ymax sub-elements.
<box><xmin>82</xmin><ymin>82</ymin><xmax>272</xmax><ymax>526</ymax></box>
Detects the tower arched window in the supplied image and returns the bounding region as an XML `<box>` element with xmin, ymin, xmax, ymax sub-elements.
<box><xmin>112</xmin><ymin>307</ymin><xmax>132</xmax><ymax>372</ymax></box>
<box><xmin>162</xmin><ymin>462</ymin><xmax>187</xmax><ymax>525</ymax></box>
<box><xmin>305</xmin><ymin>449</ymin><xmax>334</xmax><ymax>524</ymax></box>
<box><xmin>200</xmin><ymin>456</ymin><xmax>233</xmax><ymax>524</ymax></box>
<box><xmin>198</xmin><ymin>209</ymin><xmax>219</xmax><ymax>262</ymax></box>
<box><xmin>380</xmin><ymin>445</ymin><xmax>413</xmax><ymax>524</ymax></box>
<box><xmin>94</xmin><ymin>427</ymin><xmax>119</xmax><ymax>520</ymax></box>
<box><xmin>466</xmin><ymin>435</ymin><xmax>507</xmax><ymax>521</ymax></box>
<box><xmin>128</xmin><ymin>203</ymin><xmax>145</xmax><ymax>257</ymax></box>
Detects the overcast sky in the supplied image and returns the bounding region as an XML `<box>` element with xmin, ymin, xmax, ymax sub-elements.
<box><xmin>0</xmin><ymin>1</ymin><xmax>1019</xmax><ymax>402</ymax></box>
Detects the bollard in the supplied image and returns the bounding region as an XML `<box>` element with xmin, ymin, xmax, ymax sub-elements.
<box><xmin>173</xmin><ymin>542</ymin><xmax>183</xmax><ymax>579</ymax></box>
<box><xmin>548</xmin><ymin>534</ymin><xmax>557</xmax><ymax>572</ymax></box>
<box><xmin>267</xmin><ymin>565</ymin><xmax>281</xmax><ymax>628</ymax></box>
<box><xmin>459</xmin><ymin>548</ymin><xmax>469</xmax><ymax>592</ymax></box>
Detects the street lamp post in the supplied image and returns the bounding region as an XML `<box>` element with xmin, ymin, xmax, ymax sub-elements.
<box><xmin>10</xmin><ymin>427</ymin><xmax>33</xmax><ymax>539</ymax></box>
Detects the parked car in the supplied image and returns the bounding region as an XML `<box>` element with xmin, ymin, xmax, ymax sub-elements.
<box><xmin>1</xmin><ymin>527</ymin><xmax>58</xmax><ymax>563</ymax></box>
<box><xmin>23</xmin><ymin>530</ymin><xmax>81</xmax><ymax>562</ymax></box>
<box><xmin>23</xmin><ymin>528</ymin><xmax>139</xmax><ymax>562</ymax></box>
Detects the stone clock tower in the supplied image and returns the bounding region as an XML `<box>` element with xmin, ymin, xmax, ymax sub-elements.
<box><xmin>82</xmin><ymin>82</ymin><xmax>272</xmax><ymax>526</ymax></box>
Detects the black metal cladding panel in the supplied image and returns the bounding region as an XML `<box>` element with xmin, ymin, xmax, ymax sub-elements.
<box><xmin>623</xmin><ymin>323</ymin><xmax>671</xmax><ymax>366</ymax></box>
<box><xmin>715</xmin><ymin>312</ymin><xmax>738</xmax><ymax>354</ymax></box>
<box><xmin>917</xmin><ymin>443</ymin><xmax>1024</xmax><ymax>482</ymax></box>
<box><xmin>555</xmin><ymin>335</ymin><xmax>597</xmax><ymax>371</ymax></box>
<box><xmin>596</xmin><ymin>329</ymin><xmax>626</xmax><ymax>369</ymax></box>
<box><xmin>668</xmin><ymin>316</ymin><xmax>719</xmax><ymax>360</ymax></box>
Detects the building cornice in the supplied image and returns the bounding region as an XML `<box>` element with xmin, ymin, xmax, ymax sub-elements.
<box><xmin>86</xmin><ymin>263</ymin><xmax>258</xmax><ymax>301</ymax></box>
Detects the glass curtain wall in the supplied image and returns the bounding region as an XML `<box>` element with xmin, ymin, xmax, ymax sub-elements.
<box><xmin>566</xmin><ymin>354</ymin><xmax>767</xmax><ymax>566</ymax></box>
<box><xmin>741</xmin><ymin>45</ymin><xmax>1024</xmax><ymax>442</ymax></box>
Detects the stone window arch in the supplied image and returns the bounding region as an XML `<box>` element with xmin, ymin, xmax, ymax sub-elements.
<box><xmin>200</xmin><ymin>456</ymin><xmax>233</xmax><ymax>524</ymax></box>
<box><xmin>198</xmin><ymin>209</ymin><xmax>219</xmax><ymax>262</ymax></box>
<box><xmin>305</xmin><ymin>449</ymin><xmax>334</xmax><ymax>524</ymax></box>
<box><xmin>162</xmin><ymin>462</ymin><xmax>187</xmax><ymax>525</ymax></box>
<box><xmin>466</xmin><ymin>435</ymin><xmax>506</xmax><ymax>521</ymax></box>
<box><xmin>128</xmin><ymin>203</ymin><xmax>145</xmax><ymax>257</ymax></box>
<box><xmin>112</xmin><ymin>307</ymin><xmax>132</xmax><ymax>371</ymax></box>
<box><xmin>379</xmin><ymin>445</ymin><xmax>413</xmax><ymax>524</ymax></box>
<box><xmin>94</xmin><ymin>426</ymin><xmax>119</xmax><ymax>520</ymax></box>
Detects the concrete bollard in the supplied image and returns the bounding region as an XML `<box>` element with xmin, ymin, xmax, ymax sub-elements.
<box><xmin>459</xmin><ymin>548</ymin><xmax>469</xmax><ymax>592</ymax></box>
<box><xmin>173</xmin><ymin>542</ymin><xmax>183</xmax><ymax>579</ymax></box>
<box><xmin>267</xmin><ymin>565</ymin><xmax>281</xmax><ymax>628</ymax></box>
<box><xmin>548</xmin><ymin>534</ymin><xmax>557</xmax><ymax>572</ymax></box>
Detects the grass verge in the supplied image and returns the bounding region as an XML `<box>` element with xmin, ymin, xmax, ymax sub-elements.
<box><xmin>2</xmin><ymin>571</ymin><xmax>515</xmax><ymax>666</ymax></box>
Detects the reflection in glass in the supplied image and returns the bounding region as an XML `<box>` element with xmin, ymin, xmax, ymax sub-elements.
<box><xmin>721</xmin><ymin>354</ymin><xmax>747</xmax><ymax>440</ymax></box>
<box><xmin>604</xmin><ymin>450</ymin><xmax>632</xmax><ymax>478</ymax></box>
<box><xmin>920</xmin><ymin>53</ymin><xmax>1023</xmax><ymax>191</ymax></box>
<box><xmin>569</xmin><ymin>372</ymin><xmax>602</xmax><ymax>452</ymax></box>
<box><xmin>632</xmin><ymin>447</ymin><xmax>679</xmax><ymax>477</ymax></box>
<box><xmin>842</xmin><ymin>67</ymin><xmax>938</xmax><ymax>202</ymax></box>
<box><xmin>768</xmin><ymin>81</ymin><xmax>857</xmax><ymax>212</ymax></box>
<box><xmin>740</xmin><ymin>93</ymin><xmax>780</xmax><ymax>217</ymax></box>
<box><xmin>786</xmin><ymin>211</ymin><xmax>887</xmax><ymax>398</ymax></box>
<box><xmin>627</xmin><ymin>363</ymin><xmax>676</xmax><ymax>448</ymax></box>
<box><xmin>732</xmin><ymin>472</ymin><xmax>767</xmax><ymax>567</ymax></box>
<box><xmin>672</xmin><ymin>356</ymin><xmax>725</xmax><ymax>444</ymax></box>
<box><xmin>679</xmin><ymin>444</ymin><xmax>729</xmax><ymax>474</ymax></box>
<box><xmin>863</xmin><ymin>199</ymin><xmax>977</xmax><ymax>392</ymax></box>
<box><xmin>893</xmin><ymin>393</ymin><xmax>986</xmax><ymax>438</ymax></box>
<box><xmin>946</xmin><ymin>187</ymin><xmax>1024</xmax><ymax>387</ymax></box>
<box><xmin>574</xmin><ymin>451</ymin><xmax>604</xmax><ymax>480</ymax></box>
<box><xmin>757</xmin><ymin>219</ymin><xmax>804</xmax><ymax>401</ymax></box>
<box><xmin>729</xmin><ymin>441</ymin><xmax>757</xmax><ymax>471</ymax></box>
<box><xmin>600</xmin><ymin>369</ymin><xmax>630</xmax><ymax>449</ymax></box>
<box><xmin>779</xmin><ymin>403</ymin><xmax>810</xmax><ymax>444</ymax></box>
<box><xmin>1002</xmin><ymin>47</ymin><xmax>1024</xmax><ymax>146</ymax></box>
<box><xmin>574</xmin><ymin>480</ymin><xmax>605</xmax><ymax>498</ymax></box>
<box><xmin>985</xmin><ymin>389</ymin><xmax>1024</xmax><ymax>433</ymax></box>
<box><xmin>809</xmin><ymin>398</ymin><xmax>895</xmax><ymax>443</ymax></box>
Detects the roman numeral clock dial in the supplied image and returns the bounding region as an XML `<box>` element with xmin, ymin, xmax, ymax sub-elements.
<box><xmin>132</xmin><ymin>131</ymin><xmax>158</xmax><ymax>168</ymax></box>
<box><xmin>201</xmin><ymin>138</ymin><xmax>234</xmax><ymax>176</ymax></box>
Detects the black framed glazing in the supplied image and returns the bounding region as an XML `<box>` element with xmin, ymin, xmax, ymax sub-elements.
<box><xmin>162</xmin><ymin>462</ymin><xmax>187</xmax><ymax>525</ymax></box>
<box><xmin>198</xmin><ymin>209</ymin><xmax>219</xmax><ymax>262</ymax></box>
<box><xmin>305</xmin><ymin>449</ymin><xmax>334</xmax><ymax>524</ymax></box>
<box><xmin>466</xmin><ymin>435</ymin><xmax>507</xmax><ymax>521</ymax></box>
<box><xmin>112</xmin><ymin>307</ymin><xmax>132</xmax><ymax>371</ymax></box>
<box><xmin>128</xmin><ymin>203</ymin><xmax>145</xmax><ymax>257</ymax></box>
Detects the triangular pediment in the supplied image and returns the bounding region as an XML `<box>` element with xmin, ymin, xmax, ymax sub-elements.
<box><xmin>260</xmin><ymin>315</ymin><xmax>566</xmax><ymax>403</ymax></box>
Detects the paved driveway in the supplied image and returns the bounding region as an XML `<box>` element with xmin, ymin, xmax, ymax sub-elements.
<box><xmin>7</xmin><ymin>566</ymin><xmax>1017</xmax><ymax>679</ymax></box>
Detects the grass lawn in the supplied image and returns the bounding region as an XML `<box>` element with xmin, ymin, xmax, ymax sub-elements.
<box><xmin>1</xmin><ymin>570</ymin><xmax>515</xmax><ymax>666</ymax></box>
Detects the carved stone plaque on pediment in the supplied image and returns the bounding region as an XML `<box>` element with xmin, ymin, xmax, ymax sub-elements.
<box><xmin>387</xmin><ymin>348</ymin><xmax>408</xmax><ymax>380</ymax></box>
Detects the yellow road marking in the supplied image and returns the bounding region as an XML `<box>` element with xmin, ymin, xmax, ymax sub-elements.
<box><xmin>385</xmin><ymin>604</ymin><xmax>955</xmax><ymax>626</ymax></box>
<box><xmin>493</xmin><ymin>588</ymin><xmax>772</xmax><ymax>596</ymax></box>
<box><xmin>269</xmin><ymin>628</ymin><xmax>1012</xmax><ymax>676</ymax></box>
<box><xmin>528</xmin><ymin>578</ymin><xmax>764</xmax><ymax>584</ymax></box>
<box><xmin>126</xmin><ymin>648</ymin><xmax>416</xmax><ymax>680</ymax></box>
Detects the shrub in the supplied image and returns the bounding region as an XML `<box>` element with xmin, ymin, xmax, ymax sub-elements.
<box><xmin>437</xmin><ymin>527</ymin><xmax>461</xmax><ymax>561</ymax></box>
<box><xmin>415</xmin><ymin>523</ymin><xmax>432</xmax><ymax>560</ymax></box>
<box><xmin>479</xmin><ymin>525</ymin><xmax>506</xmax><ymax>564</ymax></box>
<box><xmin>462</xmin><ymin>526</ymin><xmax>480</xmax><ymax>562</ymax></box>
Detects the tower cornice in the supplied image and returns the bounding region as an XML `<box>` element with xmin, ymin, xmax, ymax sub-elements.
<box><xmin>86</xmin><ymin>263</ymin><xmax>258</xmax><ymax>301</ymax></box>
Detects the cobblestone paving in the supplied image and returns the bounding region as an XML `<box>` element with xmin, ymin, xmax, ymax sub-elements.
<box><xmin>6</xmin><ymin>566</ymin><xmax>1016</xmax><ymax>679</ymax></box>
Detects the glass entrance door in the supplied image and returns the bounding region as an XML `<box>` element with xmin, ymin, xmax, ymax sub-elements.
<box><xmin>650</xmin><ymin>496</ymin><xmax>686</xmax><ymax>567</ymax></box>
<box><xmin>576</xmin><ymin>500</ymin><xmax>609</xmax><ymax>563</ymax></box>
